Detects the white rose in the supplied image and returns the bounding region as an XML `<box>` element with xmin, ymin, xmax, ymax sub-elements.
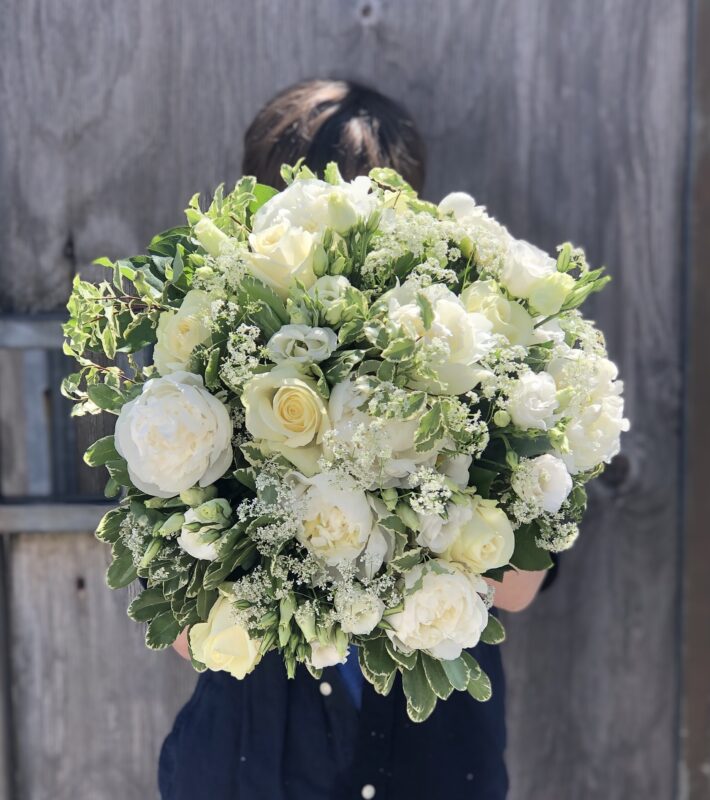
<box><xmin>441</xmin><ymin>496</ymin><xmax>515</xmax><ymax>573</ymax></box>
<box><xmin>153</xmin><ymin>290</ymin><xmax>213</xmax><ymax>375</ymax></box>
<box><xmin>114</xmin><ymin>372</ymin><xmax>233</xmax><ymax>498</ymax></box>
<box><xmin>253</xmin><ymin>177</ymin><xmax>375</xmax><ymax>235</ymax></box>
<box><xmin>177</xmin><ymin>508</ymin><xmax>220</xmax><ymax>561</ymax></box>
<box><xmin>416</xmin><ymin>502</ymin><xmax>472</xmax><ymax>553</ymax></box>
<box><xmin>461</xmin><ymin>280</ymin><xmax>536</xmax><ymax>346</ymax></box>
<box><xmin>500</xmin><ymin>239</ymin><xmax>557</xmax><ymax>299</ymax></box>
<box><xmin>327</xmin><ymin>378</ymin><xmax>441</xmax><ymax>487</ymax></box>
<box><xmin>335</xmin><ymin>585</ymin><xmax>385</xmax><ymax>635</ymax></box>
<box><xmin>512</xmin><ymin>454</ymin><xmax>573</xmax><ymax>514</ymax></box>
<box><xmin>297</xmin><ymin>473</ymin><xmax>378</xmax><ymax>567</ymax></box>
<box><xmin>507</xmin><ymin>371</ymin><xmax>558</xmax><ymax>431</ymax></box>
<box><xmin>241</xmin><ymin>364</ymin><xmax>330</xmax><ymax>475</ymax></box>
<box><xmin>382</xmin><ymin>282</ymin><xmax>495</xmax><ymax>395</ymax></box>
<box><xmin>561</xmin><ymin>395</ymin><xmax>630</xmax><ymax>474</ymax></box>
<box><xmin>308</xmin><ymin>641</ymin><xmax>348</xmax><ymax>669</ymax></box>
<box><xmin>528</xmin><ymin>272</ymin><xmax>576</xmax><ymax>316</ymax></box>
<box><xmin>246</xmin><ymin>220</ymin><xmax>318</xmax><ymax>298</ymax></box>
<box><xmin>387</xmin><ymin>561</ymin><xmax>489</xmax><ymax>660</ymax></box>
<box><xmin>189</xmin><ymin>596</ymin><xmax>261</xmax><ymax>679</ymax></box>
<box><xmin>267</xmin><ymin>324</ymin><xmax>337</xmax><ymax>364</ymax></box>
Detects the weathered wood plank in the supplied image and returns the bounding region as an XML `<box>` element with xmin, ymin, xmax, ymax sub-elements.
<box><xmin>9</xmin><ymin>533</ymin><xmax>196</xmax><ymax>800</ymax></box>
<box><xmin>0</xmin><ymin>504</ymin><xmax>109</xmax><ymax>534</ymax></box>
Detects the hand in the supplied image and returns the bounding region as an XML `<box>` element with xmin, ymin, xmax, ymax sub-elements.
<box><xmin>484</xmin><ymin>569</ymin><xmax>548</xmax><ymax>612</ymax></box>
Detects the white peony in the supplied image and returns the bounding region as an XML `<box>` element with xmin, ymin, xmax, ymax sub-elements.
<box><xmin>153</xmin><ymin>290</ymin><xmax>213</xmax><ymax>375</ymax></box>
<box><xmin>326</xmin><ymin>378</ymin><xmax>441</xmax><ymax>487</ymax></box>
<box><xmin>308</xmin><ymin>642</ymin><xmax>348</xmax><ymax>669</ymax></box>
<box><xmin>241</xmin><ymin>364</ymin><xmax>330</xmax><ymax>475</ymax></box>
<box><xmin>335</xmin><ymin>585</ymin><xmax>385</xmax><ymax>635</ymax></box>
<box><xmin>439</xmin><ymin>496</ymin><xmax>515</xmax><ymax>573</ymax></box>
<box><xmin>461</xmin><ymin>280</ymin><xmax>536</xmax><ymax>346</ymax></box>
<box><xmin>507</xmin><ymin>371</ymin><xmax>558</xmax><ymax>431</ymax></box>
<box><xmin>512</xmin><ymin>454</ymin><xmax>573</xmax><ymax>514</ymax></box>
<box><xmin>267</xmin><ymin>324</ymin><xmax>337</xmax><ymax>364</ymax></box>
<box><xmin>500</xmin><ymin>239</ymin><xmax>557</xmax><ymax>299</ymax></box>
<box><xmin>298</xmin><ymin>473</ymin><xmax>382</xmax><ymax>569</ymax></box>
<box><xmin>253</xmin><ymin>177</ymin><xmax>375</xmax><ymax>235</ymax></box>
<box><xmin>190</xmin><ymin>596</ymin><xmax>261</xmax><ymax>679</ymax></box>
<box><xmin>386</xmin><ymin>561</ymin><xmax>489</xmax><ymax>660</ymax></box>
<box><xmin>177</xmin><ymin>508</ymin><xmax>220</xmax><ymax>561</ymax></box>
<box><xmin>382</xmin><ymin>282</ymin><xmax>495</xmax><ymax>395</ymax></box>
<box><xmin>114</xmin><ymin>372</ymin><xmax>232</xmax><ymax>498</ymax></box>
<box><xmin>246</xmin><ymin>220</ymin><xmax>318</xmax><ymax>298</ymax></box>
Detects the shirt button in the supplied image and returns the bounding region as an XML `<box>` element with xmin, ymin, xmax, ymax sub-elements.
<box><xmin>361</xmin><ymin>785</ymin><xmax>376</xmax><ymax>799</ymax></box>
<box><xmin>319</xmin><ymin>681</ymin><xmax>332</xmax><ymax>696</ymax></box>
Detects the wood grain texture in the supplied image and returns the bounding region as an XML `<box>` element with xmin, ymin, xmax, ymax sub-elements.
<box><xmin>9</xmin><ymin>533</ymin><xmax>196</xmax><ymax>800</ymax></box>
<box><xmin>0</xmin><ymin>0</ymin><xmax>692</xmax><ymax>797</ymax></box>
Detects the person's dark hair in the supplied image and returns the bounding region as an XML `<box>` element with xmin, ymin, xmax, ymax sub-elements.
<box><xmin>242</xmin><ymin>79</ymin><xmax>426</xmax><ymax>191</ymax></box>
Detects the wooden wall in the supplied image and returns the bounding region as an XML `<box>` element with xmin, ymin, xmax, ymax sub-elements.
<box><xmin>0</xmin><ymin>1</ymin><xmax>700</xmax><ymax>798</ymax></box>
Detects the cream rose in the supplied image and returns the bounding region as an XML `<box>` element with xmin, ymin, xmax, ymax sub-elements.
<box><xmin>267</xmin><ymin>324</ymin><xmax>337</xmax><ymax>364</ymax></box>
<box><xmin>461</xmin><ymin>280</ymin><xmax>536</xmax><ymax>346</ymax></box>
<box><xmin>512</xmin><ymin>454</ymin><xmax>573</xmax><ymax>514</ymax></box>
<box><xmin>386</xmin><ymin>561</ymin><xmax>489</xmax><ymax>660</ymax></box>
<box><xmin>507</xmin><ymin>371</ymin><xmax>558</xmax><ymax>431</ymax></box>
<box><xmin>253</xmin><ymin>177</ymin><xmax>375</xmax><ymax>235</ymax></box>
<box><xmin>439</xmin><ymin>496</ymin><xmax>515</xmax><ymax>573</ymax></box>
<box><xmin>382</xmin><ymin>282</ymin><xmax>495</xmax><ymax>395</ymax></box>
<box><xmin>500</xmin><ymin>239</ymin><xmax>557</xmax><ymax>299</ymax></box>
<box><xmin>189</xmin><ymin>596</ymin><xmax>261</xmax><ymax>679</ymax></box>
<box><xmin>153</xmin><ymin>290</ymin><xmax>212</xmax><ymax>375</ymax></box>
<box><xmin>114</xmin><ymin>372</ymin><xmax>233</xmax><ymax>498</ymax></box>
<box><xmin>246</xmin><ymin>220</ymin><xmax>318</xmax><ymax>298</ymax></box>
<box><xmin>241</xmin><ymin>364</ymin><xmax>330</xmax><ymax>475</ymax></box>
<box><xmin>297</xmin><ymin>473</ymin><xmax>380</xmax><ymax>567</ymax></box>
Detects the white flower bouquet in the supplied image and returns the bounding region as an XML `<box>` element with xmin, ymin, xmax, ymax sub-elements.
<box><xmin>63</xmin><ymin>162</ymin><xmax>628</xmax><ymax>721</ymax></box>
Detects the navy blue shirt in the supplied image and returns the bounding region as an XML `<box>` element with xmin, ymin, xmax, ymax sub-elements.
<box><xmin>158</xmin><ymin>641</ymin><xmax>507</xmax><ymax>800</ymax></box>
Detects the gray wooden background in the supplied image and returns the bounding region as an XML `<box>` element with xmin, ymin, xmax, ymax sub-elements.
<box><xmin>0</xmin><ymin>1</ymin><xmax>705</xmax><ymax>798</ymax></box>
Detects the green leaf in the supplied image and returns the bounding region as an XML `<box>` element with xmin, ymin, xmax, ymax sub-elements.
<box><xmin>197</xmin><ymin>586</ymin><xmax>218</xmax><ymax>621</ymax></box>
<box><xmin>95</xmin><ymin>507</ymin><xmax>126</xmax><ymax>543</ymax></box>
<box><xmin>511</xmin><ymin>523</ymin><xmax>554</xmax><ymax>571</ymax></box>
<box><xmin>204</xmin><ymin>347</ymin><xmax>222</xmax><ymax>389</ymax></box>
<box><xmin>460</xmin><ymin>651</ymin><xmax>482</xmax><ymax>681</ymax></box>
<box><xmin>416</xmin><ymin>293</ymin><xmax>434</xmax><ymax>330</ymax></box>
<box><xmin>388</xmin><ymin>548</ymin><xmax>424</xmax><ymax>573</ymax></box>
<box><xmin>385</xmin><ymin>640</ymin><xmax>418</xmax><ymax>670</ymax></box>
<box><xmin>106</xmin><ymin>544</ymin><xmax>137</xmax><ymax>589</ymax></box>
<box><xmin>100</xmin><ymin>324</ymin><xmax>117</xmax><ymax>359</ymax></box>
<box><xmin>414</xmin><ymin>401</ymin><xmax>443</xmax><ymax>452</ymax></box>
<box><xmin>467</xmin><ymin>667</ymin><xmax>493</xmax><ymax>702</ymax></box>
<box><xmin>128</xmin><ymin>586</ymin><xmax>171</xmax><ymax>622</ymax></box>
<box><xmin>120</xmin><ymin>315</ymin><xmax>156</xmax><ymax>352</ymax></box>
<box><xmin>441</xmin><ymin>655</ymin><xmax>471</xmax><ymax>691</ymax></box>
<box><xmin>382</xmin><ymin>337</ymin><xmax>415</xmax><ymax>362</ymax></box>
<box><xmin>421</xmin><ymin>653</ymin><xmax>454</xmax><ymax>700</ymax></box>
<box><xmin>145</xmin><ymin>610</ymin><xmax>182</xmax><ymax>650</ymax></box>
<box><xmin>378</xmin><ymin>515</ymin><xmax>407</xmax><ymax>535</ymax></box>
<box><xmin>84</xmin><ymin>436</ymin><xmax>119</xmax><ymax>467</ymax></box>
<box><xmin>360</xmin><ymin>636</ymin><xmax>397</xmax><ymax>677</ymax></box>
<box><xmin>480</xmin><ymin>615</ymin><xmax>506</xmax><ymax>645</ymax></box>
<box><xmin>248</xmin><ymin>183</ymin><xmax>279</xmax><ymax>214</ymax></box>
<box><xmin>402</xmin><ymin>659</ymin><xmax>438</xmax><ymax>722</ymax></box>
<box><xmin>87</xmin><ymin>384</ymin><xmax>125</xmax><ymax>413</ymax></box>
<box><xmin>468</xmin><ymin>465</ymin><xmax>499</xmax><ymax>497</ymax></box>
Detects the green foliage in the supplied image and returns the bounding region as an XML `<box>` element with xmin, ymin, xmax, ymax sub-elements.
<box><xmin>511</xmin><ymin>523</ymin><xmax>554</xmax><ymax>571</ymax></box>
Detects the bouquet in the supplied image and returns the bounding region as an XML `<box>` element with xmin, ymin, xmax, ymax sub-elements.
<box><xmin>63</xmin><ymin>162</ymin><xmax>628</xmax><ymax>721</ymax></box>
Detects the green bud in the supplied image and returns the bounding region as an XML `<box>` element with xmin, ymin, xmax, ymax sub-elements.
<box><xmin>327</xmin><ymin>192</ymin><xmax>358</xmax><ymax>234</ymax></box>
<box><xmin>144</xmin><ymin>497</ymin><xmax>169</xmax><ymax>509</ymax></box>
<box><xmin>460</xmin><ymin>235</ymin><xmax>474</xmax><ymax>259</ymax></box>
<box><xmin>258</xmin><ymin>609</ymin><xmax>279</xmax><ymax>629</ymax></box>
<box><xmin>193</xmin><ymin>216</ymin><xmax>230</xmax><ymax>258</ymax></box>
<box><xmin>285</xmin><ymin>655</ymin><xmax>297</xmax><ymax>679</ymax></box>
<box><xmin>381</xmin><ymin>487</ymin><xmax>399</xmax><ymax>512</ymax></box>
<box><xmin>394</xmin><ymin>501</ymin><xmax>420</xmax><ymax>532</ymax></box>
<box><xmin>556</xmin><ymin>387</ymin><xmax>575</xmax><ymax>409</ymax></box>
<box><xmin>278</xmin><ymin>622</ymin><xmax>292</xmax><ymax>648</ymax></box>
<box><xmin>333</xmin><ymin>627</ymin><xmax>350</xmax><ymax>659</ymax></box>
<box><xmin>330</xmin><ymin>255</ymin><xmax>348</xmax><ymax>276</ymax></box>
<box><xmin>139</xmin><ymin>537</ymin><xmax>162</xmax><ymax>569</ymax></box>
<box><xmin>493</xmin><ymin>409</ymin><xmax>511</xmax><ymax>427</ymax></box>
<box><xmin>194</xmin><ymin>498</ymin><xmax>231</xmax><ymax>525</ymax></box>
<box><xmin>316</xmin><ymin>623</ymin><xmax>334</xmax><ymax>647</ymax></box>
<box><xmin>194</xmin><ymin>266</ymin><xmax>215</xmax><ymax>283</ymax></box>
<box><xmin>279</xmin><ymin>593</ymin><xmax>298</xmax><ymax>625</ymax></box>
<box><xmin>505</xmin><ymin>450</ymin><xmax>519</xmax><ymax>469</ymax></box>
<box><xmin>159</xmin><ymin>512</ymin><xmax>185</xmax><ymax>537</ymax></box>
<box><xmin>183</xmin><ymin>521</ymin><xmax>203</xmax><ymax>533</ymax></box>
<box><xmin>294</xmin><ymin>606</ymin><xmax>317</xmax><ymax>642</ymax></box>
<box><xmin>259</xmin><ymin>629</ymin><xmax>278</xmax><ymax>656</ymax></box>
<box><xmin>179</xmin><ymin>486</ymin><xmax>218</xmax><ymax>507</ymax></box>
<box><xmin>312</xmin><ymin>245</ymin><xmax>328</xmax><ymax>277</ymax></box>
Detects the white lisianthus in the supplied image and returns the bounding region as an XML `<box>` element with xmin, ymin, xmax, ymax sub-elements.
<box><xmin>177</xmin><ymin>508</ymin><xmax>220</xmax><ymax>561</ymax></box>
<box><xmin>438</xmin><ymin>496</ymin><xmax>515</xmax><ymax>573</ymax></box>
<box><xmin>386</xmin><ymin>561</ymin><xmax>489</xmax><ymax>660</ymax></box>
<box><xmin>500</xmin><ymin>239</ymin><xmax>557</xmax><ymax>299</ymax></box>
<box><xmin>438</xmin><ymin>191</ymin><xmax>479</xmax><ymax>221</ymax></box>
<box><xmin>308</xmin><ymin>641</ymin><xmax>348</xmax><ymax>669</ymax></box>
<box><xmin>528</xmin><ymin>272</ymin><xmax>576</xmax><ymax>316</ymax></box>
<box><xmin>189</xmin><ymin>596</ymin><xmax>261</xmax><ymax>679</ymax></box>
<box><xmin>512</xmin><ymin>454</ymin><xmax>573</xmax><ymax>514</ymax></box>
<box><xmin>547</xmin><ymin>348</ymin><xmax>623</xmax><ymax>407</ymax></box>
<box><xmin>308</xmin><ymin>275</ymin><xmax>352</xmax><ymax>326</ymax></box>
<box><xmin>193</xmin><ymin>216</ymin><xmax>231</xmax><ymax>257</ymax></box>
<box><xmin>561</xmin><ymin>396</ymin><xmax>630</xmax><ymax>474</ymax></box>
<box><xmin>461</xmin><ymin>280</ymin><xmax>536</xmax><ymax>346</ymax></box>
<box><xmin>326</xmin><ymin>378</ymin><xmax>441</xmax><ymax>486</ymax></box>
<box><xmin>153</xmin><ymin>290</ymin><xmax>213</xmax><ymax>375</ymax></box>
<box><xmin>267</xmin><ymin>324</ymin><xmax>338</xmax><ymax>364</ymax></box>
<box><xmin>507</xmin><ymin>371</ymin><xmax>558</xmax><ymax>431</ymax></box>
<box><xmin>438</xmin><ymin>453</ymin><xmax>473</xmax><ymax>488</ymax></box>
<box><xmin>246</xmin><ymin>220</ymin><xmax>318</xmax><ymax>298</ymax></box>
<box><xmin>253</xmin><ymin>177</ymin><xmax>375</xmax><ymax>235</ymax></box>
<box><xmin>382</xmin><ymin>281</ymin><xmax>495</xmax><ymax>395</ymax></box>
<box><xmin>297</xmin><ymin>473</ymin><xmax>379</xmax><ymax>567</ymax></box>
<box><xmin>241</xmin><ymin>364</ymin><xmax>330</xmax><ymax>475</ymax></box>
<box><xmin>335</xmin><ymin>585</ymin><xmax>385</xmax><ymax>635</ymax></box>
<box><xmin>114</xmin><ymin>372</ymin><xmax>232</xmax><ymax>498</ymax></box>
<box><xmin>438</xmin><ymin>194</ymin><xmax>510</xmax><ymax>271</ymax></box>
